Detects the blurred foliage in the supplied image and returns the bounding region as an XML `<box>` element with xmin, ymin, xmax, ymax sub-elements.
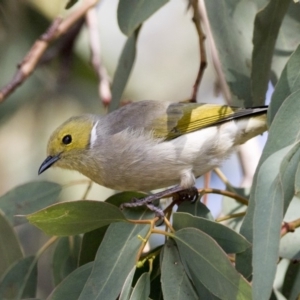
<box><xmin>1</xmin><ymin>0</ymin><xmax>300</xmax><ymax>299</ymax></box>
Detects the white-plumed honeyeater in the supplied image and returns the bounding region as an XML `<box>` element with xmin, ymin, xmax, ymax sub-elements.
<box><xmin>39</xmin><ymin>100</ymin><xmax>268</xmax><ymax>195</ymax></box>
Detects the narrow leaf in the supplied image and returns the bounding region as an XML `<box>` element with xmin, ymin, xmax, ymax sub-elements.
<box><xmin>282</xmin><ymin>260</ymin><xmax>300</xmax><ymax>300</ymax></box>
<box><xmin>52</xmin><ymin>236</ymin><xmax>81</xmax><ymax>286</ymax></box>
<box><xmin>251</xmin><ymin>0</ymin><xmax>290</xmax><ymax>106</ymax></box>
<box><xmin>173</xmin><ymin>213</ymin><xmax>251</xmax><ymax>254</ymax></box>
<box><xmin>129</xmin><ymin>272</ymin><xmax>150</xmax><ymax>300</ymax></box>
<box><xmin>48</xmin><ymin>262</ymin><xmax>93</xmax><ymax>300</ymax></box>
<box><xmin>174</xmin><ymin>228</ymin><xmax>252</xmax><ymax>300</ymax></box>
<box><xmin>79</xmin><ymin>226</ymin><xmax>108</xmax><ymax>266</ymax></box>
<box><xmin>0</xmin><ymin>181</ymin><xmax>61</xmax><ymax>226</ymax></box>
<box><xmin>117</xmin><ymin>0</ymin><xmax>169</xmax><ymax>36</ymax></box>
<box><xmin>0</xmin><ymin>256</ymin><xmax>37</xmax><ymax>299</ymax></box>
<box><xmin>161</xmin><ymin>239</ymin><xmax>198</xmax><ymax>300</ymax></box>
<box><xmin>79</xmin><ymin>210</ymin><xmax>151</xmax><ymax>300</ymax></box>
<box><xmin>0</xmin><ymin>211</ymin><xmax>23</xmax><ymax>278</ymax></box>
<box><xmin>27</xmin><ymin>200</ymin><xmax>126</xmax><ymax>236</ymax></box>
<box><xmin>268</xmin><ymin>45</ymin><xmax>300</xmax><ymax>125</ymax></box>
<box><xmin>110</xmin><ymin>27</ymin><xmax>141</xmax><ymax>112</ymax></box>
<box><xmin>119</xmin><ymin>266</ymin><xmax>136</xmax><ymax>300</ymax></box>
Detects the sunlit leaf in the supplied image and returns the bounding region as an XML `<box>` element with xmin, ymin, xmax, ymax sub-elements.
<box><xmin>27</xmin><ymin>200</ymin><xmax>126</xmax><ymax>236</ymax></box>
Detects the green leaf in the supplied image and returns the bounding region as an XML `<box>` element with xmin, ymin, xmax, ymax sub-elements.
<box><xmin>177</xmin><ymin>200</ymin><xmax>214</xmax><ymax>220</ymax></box>
<box><xmin>0</xmin><ymin>181</ymin><xmax>61</xmax><ymax>226</ymax></box>
<box><xmin>79</xmin><ymin>226</ymin><xmax>108</xmax><ymax>266</ymax></box>
<box><xmin>204</xmin><ymin>0</ymin><xmax>256</xmax><ymax>106</ymax></box>
<box><xmin>161</xmin><ymin>239</ymin><xmax>198</xmax><ymax>300</ymax></box>
<box><xmin>27</xmin><ymin>200</ymin><xmax>127</xmax><ymax>236</ymax></box>
<box><xmin>0</xmin><ymin>211</ymin><xmax>23</xmax><ymax>278</ymax></box>
<box><xmin>48</xmin><ymin>262</ymin><xmax>93</xmax><ymax>300</ymax></box>
<box><xmin>52</xmin><ymin>236</ymin><xmax>81</xmax><ymax>286</ymax></box>
<box><xmin>239</xmin><ymin>89</ymin><xmax>300</xmax><ymax>276</ymax></box>
<box><xmin>0</xmin><ymin>256</ymin><xmax>37</xmax><ymax>299</ymax></box>
<box><xmin>110</xmin><ymin>27</ymin><xmax>141</xmax><ymax>112</ymax></box>
<box><xmin>174</xmin><ymin>228</ymin><xmax>252</xmax><ymax>300</ymax></box>
<box><xmin>78</xmin><ymin>210</ymin><xmax>151</xmax><ymax>300</ymax></box>
<box><xmin>129</xmin><ymin>272</ymin><xmax>150</xmax><ymax>300</ymax></box>
<box><xmin>119</xmin><ymin>266</ymin><xmax>136</xmax><ymax>300</ymax></box>
<box><xmin>282</xmin><ymin>260</ymin><xmax>300</xmax><ymax>300</ymax></box>
<box><xmin>251</xmin><ymin>0</ymin><xmax>290</xmax><ymax>106</ymax></box>
<box><xmin>268</xmin><ymin>45</ymin><xmax>300</xmax><ymax>125</ymax></box>
<box><xmin>173</xmin><ymin>213</ymin><xmax>251</xmax><ymax>254</ymax></box>
<box><xmin>117</xmin><ymin>0</ymin><xmax>169</xmax><ymax>36</ymax></box>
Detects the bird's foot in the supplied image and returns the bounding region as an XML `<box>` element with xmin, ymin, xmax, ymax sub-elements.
<box><xmin>120</xmin><ymin>186</ymin><xmax>199</xmax><ymax>217</ymax></box>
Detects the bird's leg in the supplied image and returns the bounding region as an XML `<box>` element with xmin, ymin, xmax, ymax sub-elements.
<box><xmin>120</xmin><ymin>185</ymin><xmax>199</xmax><ymax>217</ymax></box>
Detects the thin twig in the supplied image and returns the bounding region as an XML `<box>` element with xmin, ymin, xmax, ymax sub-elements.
<box><xmin>281</xmin><ymin>218</ymin><xmax>300</xmax><ymax>237</ymax></box>
<box><xmin>86</xmin><ymin>7</ymin><xmax>111</xmax><ymax>106</ymax></box>
<box><xmin>198</xmin><ymin>188</ymin><xmax>248</xmax><ymax>206</ymax></box>
<box><xmin>202</xmin><ymin>172</ymin><xmax>211</xmax><ymax>204</ymax></box>
<box><xmin>213</xmin><ymin>168</ymin><xmax>236</xmax><ymax>193</ymax></box>
<box><xmin>190</xmin><ymin>0</ymin><xmax>207</xmax><ymax>101</ymax></box>
<box><xmin>216</xmin><ymin>212</ymin><xmax>246</xmax><ymax>222</ymax></box>
<box><xmin>81</xmin><ymin>181</ymin><xmax>93</xmax><ymax>200</ymax></box>
<box><xmin>0</xmin><ymin>0</ymin><xmax>99</xmax><ymax>102</ymax></box>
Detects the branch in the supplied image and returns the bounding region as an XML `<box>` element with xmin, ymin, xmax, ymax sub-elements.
<box><xmin>190</xmin><ymin>0</ymin><xmax>207</xmax><ymax>102</ymax></box>
<box><xmin>0</xmin><ymin>0</ymin><xmax>99</xmax><ymax>103</ymax></box>
<box><xmin>86</xmin><ymin>7</ymin><xmax>112</xmax><ymax>106</ymax></box>
<box><xmin>281</xmin><ymin>218</ymin><xmax>300</xmax><ymax>237</ymax></box>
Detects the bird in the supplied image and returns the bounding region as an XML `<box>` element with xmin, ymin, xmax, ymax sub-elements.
<box><xmin>38</xmin><ymin>100</ymin><xmax>268</xmax><ymax>209</ymax></box>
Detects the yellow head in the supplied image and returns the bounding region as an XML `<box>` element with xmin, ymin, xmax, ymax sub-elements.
<box><xmin>38</xmin><ymin>115</ymin><xmax>96</xmax><ymax>174</ymax></box>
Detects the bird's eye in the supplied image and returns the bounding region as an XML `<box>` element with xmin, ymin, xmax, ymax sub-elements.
<box><xmin>62</xmin><ymin>134</ymin><xmax>72</xmax><ymax>145</ymax></box>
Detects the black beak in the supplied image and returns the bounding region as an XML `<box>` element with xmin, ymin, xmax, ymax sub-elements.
<box><xmin>38</xmin><ymin>155</ymin><xmax>60</xmax><ymax>175</ymax></box>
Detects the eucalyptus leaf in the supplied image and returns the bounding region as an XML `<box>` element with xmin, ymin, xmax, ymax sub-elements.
<box><xmin>251</xmin><ymin>0</ymin><xmax>290</xmax><ymax>106</ymax></box>
<box><xmin>119</xmin><ymin>266</ymin><xmax>136</xmax><ymax>300</ymax></box>
<box><xmin>161</xmin><ymin>239</ymin><xmax>198</xmax><ymax>300</ymax></box>
<box><xmin>52</xmin><ymin>236</ymin><xmax>81</xmax><ymax>286</ymax></box>
<box><xmin>281</xmin><ymin>260</ymin><xmax>300</xmax><ymax>300</ymax></box>
<box><xmin>0</xmin><ymin>181</ymin><xmax>61</xmax><ymax>226</ymax></box>
<box><xmin>0</xmin><ymin>210</ymin><xmax>23</xmax><ymax>278</ymax></box>
<box><xmin>78</xmin><ymin>209</ymin><xmax>151</xmax><ymax>300</ymax></box>
<box><xmin>27</xmin><ymin>200</ymin><xmax>126</xmax><ymax>236</ymax></box>
<box><xmin>173</xmin><ymin>213</ymin><xmax>250</xmax><ymax>254</ymax></box>
<box><xmin>117</xmin><ymin>0</ymin><xmax>169</xmax><ymax>36</ymax></box>
<box><xmin>177</xmin><ymin>200</ymin><xmax>214</xmax><ymax>220</ymax></box>
<box><xmin>0</xmin><ymin>256</ymin><xmax>37</xmax><ymax>299</ymax></box>
<box><xmin>48</xmin><ymin>262</ymin><xmax>93</xmax><ymax>300</ymax></box>
<box><xmin>268</xmin><ymin>45</ymin><xmax>300</xmax><ymax>125</ymax></box>
<box><xmin>129</xmin><ymin>272</ymin><xmax>150</xmax><ymax>300</ymax></box>
<box><xmin>174</xmin><ymin>228</ymin><xmax>252</xmax><ymax>300</ymax></box>
<box><xmin>110</xmin><ymin>27</ymin><xmax>141</xmax><ymax>112</ymax></box>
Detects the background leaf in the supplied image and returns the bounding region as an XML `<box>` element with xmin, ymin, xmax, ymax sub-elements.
<box><xmin>117</xmin><ymin>0</ymin><xmax>169</xmax><ymax>36</ymax></box>
<box><xmin>0</xmin><ymin>256</ymin><xmax>37</xmax><ymax>300</ymax></box>
<box><xmin>52</xmin><ymin>236</ymin><xmax>81</xmax><ymax>286</ymax></box>
<box><xmin>251</xmin><ymin>0</ymin><xmax>290</xmax><ymax>106</ymax></box>
<box><xmin>0</xmin><ymin>210</ymin><xmax>23</xmax><ymax>278</ymax></box>
<box><xmin>0</xmin><ymin>181</ymin><xmax>61</xmax><ymax>226</ymax></box>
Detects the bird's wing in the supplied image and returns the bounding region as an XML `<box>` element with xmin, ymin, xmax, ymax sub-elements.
<box><xmin>150</xmin><ymin>102</ymin><xmax>268</xmax><ymax>140</ymax></box>
<box><xmin>105</xmin><ymin>100</ymin><xmax>268</xmax><ymax>140</ymax></box>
